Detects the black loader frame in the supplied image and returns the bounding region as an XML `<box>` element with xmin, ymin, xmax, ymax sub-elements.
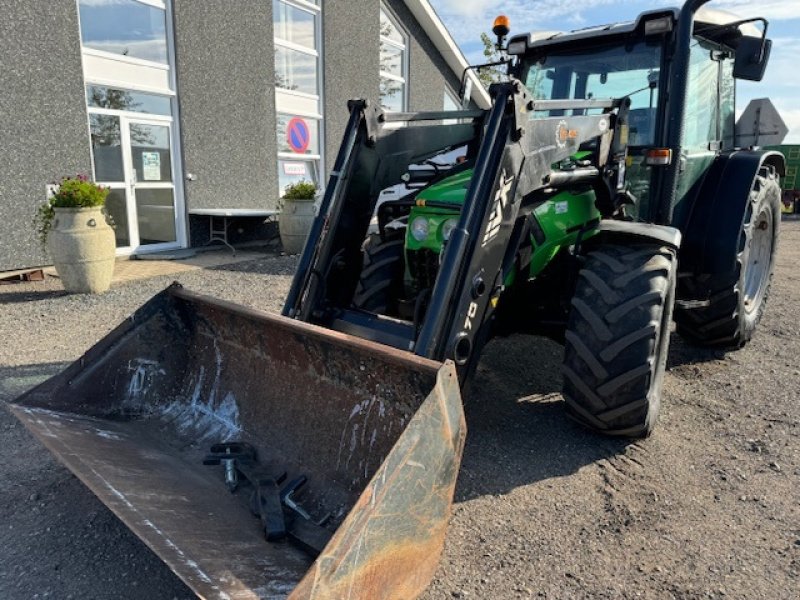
<box><xmin>284</xmin><ymin>89</ymin><xmax>652</xmax><ymax>381</ymax></box>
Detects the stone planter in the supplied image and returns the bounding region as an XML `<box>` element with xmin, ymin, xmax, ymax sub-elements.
<box><xmin>279</xmin><ymin>198</ymin><xmax>316</xmax><ymax>255</ymax></box>
<box><xmin>47</xmin><ymin>206</ymin><xmax>115</xmax><ymax>294</ymax></box>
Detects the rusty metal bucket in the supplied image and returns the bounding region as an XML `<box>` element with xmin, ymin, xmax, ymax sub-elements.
<box><xmin>9</xmin><ymin>284</ymin><xmax>465</xmax><ymax>599</ymax></box>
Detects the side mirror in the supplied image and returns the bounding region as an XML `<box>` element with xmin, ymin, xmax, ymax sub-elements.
<box><xmin>733</xmin><ymin>36</ymin><xmax>772</xmax><ymax>81</ymax></box>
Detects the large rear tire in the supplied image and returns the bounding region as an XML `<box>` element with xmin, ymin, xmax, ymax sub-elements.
<box><xmin>352</xmin><ymin>231</ymin><xmax>405</xmax><ymax>315</ymax></box>
<box><xmin>675</xmin><ymin>168</ymin><xmax>780</xmax><ymax>349</ymax></box>
<box><xmin>562</xmin><ymin>243</ymin><xmax>677</xmax><ymax>437</ymax></box>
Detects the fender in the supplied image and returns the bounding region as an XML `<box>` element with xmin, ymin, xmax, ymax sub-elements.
<box><xmin>677</xmin><ymin>150</ymin><xmax>786</xmax><ymax>277</ymax></box>
<box><xmin>592</xmin><ymin>220</ymin><xmax>682</xmax><ymax>250</ymax></box>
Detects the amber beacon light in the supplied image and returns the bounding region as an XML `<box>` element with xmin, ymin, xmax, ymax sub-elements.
<box><xmin>492</xmin><ymin>15</ymin><xmax>510</xmax><ymax>37</ymax></box>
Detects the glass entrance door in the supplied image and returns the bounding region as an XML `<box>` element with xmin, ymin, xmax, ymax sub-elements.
<box><xmin>125</xmin><ymin>119</ymin><xmax>178</xmax><ymax>247</ymax></box>
<box><xmin>90</xmin><ymin>114</ymin><xmax>182</xmax><ymax>252</ymax></box>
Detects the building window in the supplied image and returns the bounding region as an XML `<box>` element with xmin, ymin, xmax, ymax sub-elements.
<box><xmin>86</xmin><ymin>85</ymin><xmax>172</xmax><ymax>116</ymax></box>
<box><xmin>274</xmin><ymin>0</ymin><xmax>323</xmax><ymax>196</ymax></box>
<box><xmin>379</xmin><ymin>5</ymin><xmax>408</xmax><ymax>112</ymax></box>
<box><xmin>77</xmin><ymin>0</ymin><xmax>169</xmax><ymax>64</ymax></box>
<box><xmin>78</xmin><ymin>0</ymin><xmax>184</xmax><ymax>253</ymax></box>
<box><xmin>444</xmin><ymin>90</ymin><xmax>459</xmax><ymax>111</ymax></box>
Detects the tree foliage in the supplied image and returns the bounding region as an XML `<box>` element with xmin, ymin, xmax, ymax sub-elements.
<box><xmin>477</xmin><ymin>32</ymin><xmax>508</xmax><ymax>90</ymax></box>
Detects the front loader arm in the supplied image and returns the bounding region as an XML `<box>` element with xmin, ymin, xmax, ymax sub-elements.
<box><xmin>283</xmin><ymin>100</ymin><xmax>484</xmax><ymax>323</ymax></box>
<box><xmin>416</xmin><ymin>81</ymin><xmax>631</xmax><ymax>378</ymax></box>
<box><xmin>283</xmin><ymin>84</ymin><xmax>630</xmax><ymax>386</ymax></box>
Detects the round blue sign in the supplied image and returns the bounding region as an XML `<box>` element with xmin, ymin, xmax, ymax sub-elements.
<box><xmin>287</xmin><ymin>117</ymin><xmax>311</xmax><ymax>153</ymax></box>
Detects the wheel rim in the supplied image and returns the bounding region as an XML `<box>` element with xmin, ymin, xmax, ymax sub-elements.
<box><xmin>743</xmin><ymin>206</ymin><xmax>773</xmax><ymax>315</ymax></box>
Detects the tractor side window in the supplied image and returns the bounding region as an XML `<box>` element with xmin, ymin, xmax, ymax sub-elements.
<box><xmin>720</xmin><ymin>59</ymin><xmax>735</xmax><ymax>149</ymax></box>
<box><xmin>682</xmin><ymin>40</ymin><xmax>720</xmax><ymax>149</ymax></box>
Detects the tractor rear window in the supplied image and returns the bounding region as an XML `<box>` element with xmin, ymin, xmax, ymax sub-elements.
<box><xmin>523</xmin><ymin>41</ymin><xmax>662</xmax><ymax>146</ymax></box>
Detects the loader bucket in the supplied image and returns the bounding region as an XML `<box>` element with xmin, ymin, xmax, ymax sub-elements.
<box><xmin>9</xmin><ymin>283</ymin><xmax>465</xmax><ymax>600</ymax></box>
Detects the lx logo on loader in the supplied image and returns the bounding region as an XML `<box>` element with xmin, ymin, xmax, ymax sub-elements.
<box><xmin>482</xmin><ymin>170</ymin><xmax>515</xmax><ymax>247</ymax></box>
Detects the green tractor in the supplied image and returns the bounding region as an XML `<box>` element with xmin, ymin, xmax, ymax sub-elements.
<box><xmin>10</xmin><ymin>1</ymin><xmax>785</xmax><ymax>598</ymax></box>
<box><xmin>350</xmin><ymin>3</ymin><xmax>785</xmax><ymax>435</ymax></box>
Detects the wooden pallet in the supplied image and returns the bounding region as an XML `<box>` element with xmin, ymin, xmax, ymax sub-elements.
<box><xmin>0</xmin><ymin>268</ymin><xmax>45</xmax><ymax>284</ymax></box>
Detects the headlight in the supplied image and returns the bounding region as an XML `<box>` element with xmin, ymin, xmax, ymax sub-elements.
<box><xmin>441</xmin><ymin>218</ymin><xmax>458</xmax><ymax>241</ymax></box>
<box><xmin>411</xmin><ymin>216</ymin><xmax>429</xmax><ymax>241</ymax></box>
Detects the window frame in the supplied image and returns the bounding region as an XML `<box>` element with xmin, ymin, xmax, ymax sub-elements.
<box><xmin>78</xmin><ymin>0</ymin><xmax>187</xmax><ymax>254</ymax></box>
<box><xmin>76</xmin><ymin>0</ymin><xmax>170</xmax><ymax>68</ymax></box>
<box><xmin>274</xmin><ymin>0</ymin><xmax>322</xmax><ymax>102</ymax></box>
<box><xmin>379</xmin><ymin>3</ymin><xmax>409</xmax><ymax>112</ymax></box>
<box><xmin>274</xmin><ymin>0</ymin><xmax>324</xmax><ymax>195</ymax></box>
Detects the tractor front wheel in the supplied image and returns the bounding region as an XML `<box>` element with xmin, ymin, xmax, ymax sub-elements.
<box><xmin>352</xmin><ymin>230</ymin><xmax>405</xmax><ymax>315</ymax></box>
<box><xmin>562</xmin><ymin>243</ymin><xmax>677</xmax><ymax>437</ymax></box>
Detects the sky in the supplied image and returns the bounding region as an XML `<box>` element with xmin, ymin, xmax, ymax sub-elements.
<box><xmin>429</xmin><ymin>0</ymin><xmax>800</xmax><ymax>143</ymax></box>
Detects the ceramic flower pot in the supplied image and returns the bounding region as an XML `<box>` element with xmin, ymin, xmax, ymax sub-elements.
<box><xmin>47</xmin><ymin>206</ymin><xmax>115</xmax><ymax>293</ymax></box>
<box><xmin>279</xmin><ymin>198</ymin><xmax>316</xmax><ymax>255</ymax></box>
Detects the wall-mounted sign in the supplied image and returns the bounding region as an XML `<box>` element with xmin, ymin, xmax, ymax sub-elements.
<box><xmin>142</xmin><ymin>152</ymin><xmax>161</xmax><ymax>181</ymax></box>
<box><xmin>286</xmin><ymin>117</ymin><xmax>310</xmax><ymax>153</ymax></box>
<box><xmin>283</xmin><ymin>162</ymin><xmax>307</xmax><ymax>176</ymax></box>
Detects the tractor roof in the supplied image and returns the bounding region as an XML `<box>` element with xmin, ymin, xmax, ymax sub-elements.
<box><xmin>509</xmin><ymin>6</ymin><xmax>761</xmax><ymax>54</ymax></box>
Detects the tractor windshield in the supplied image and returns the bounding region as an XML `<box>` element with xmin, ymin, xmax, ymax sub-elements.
<box><xmin>521</xmin><ymin>40</ymin><xmax>663</xmax><ymax>146</ymax></box>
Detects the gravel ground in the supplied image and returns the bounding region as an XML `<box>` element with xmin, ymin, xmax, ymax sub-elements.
<box><xmin>1</xmin><ymin>223</ymin><xmax>798</xmax><ymax>600</ymax></box>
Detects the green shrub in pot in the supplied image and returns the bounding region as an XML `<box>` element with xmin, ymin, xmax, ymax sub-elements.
<box><xmin>279</xmin><ymin>180</ymin><xmax>318</xmax><ymax>255</ymax></box>
<box><xmin>34</xmin><ymin>175</ymin><xmax>116</xmax><ymax>294</ymax></box>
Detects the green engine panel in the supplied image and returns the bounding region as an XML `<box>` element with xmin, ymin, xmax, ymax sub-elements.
<box><xmin>405</xmin><ymin>169</ymin><xmax>471</xmax><ymax>253</ymax></box>
<box><xmin>404</xmin><ymin>167</ymin><xmax>601</xmax><ymax>287</ymax></box>
<box><xmin>528</xmin><ymin>189</ymin><xmax>600</xmax><ymax>276</ymax></box>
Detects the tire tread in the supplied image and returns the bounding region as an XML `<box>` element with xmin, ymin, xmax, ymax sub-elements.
<box><xmin>562</xmin><ymin>243</ymin><xmax>677</xmax><ymax>437</ymax></box>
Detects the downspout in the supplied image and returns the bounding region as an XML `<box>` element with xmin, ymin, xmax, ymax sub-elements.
<box><xmin>657</xmin><ymin>0</ymin><xmax>713</xmax><ymax>225</ymax></box>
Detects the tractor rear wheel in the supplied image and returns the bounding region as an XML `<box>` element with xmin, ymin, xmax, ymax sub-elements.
<box><xmin>675</xmin><ymin>168</ymin><xmax>780</xmax><ymax>349</ymax></box>
<box><xmin>353</xmin><ymin>230</ymin><xmax>405</xmax><ymax>315</ymax></box>
<box><xmin>562</xmin><ymin>243</ymin><xmax>677</xmax><ymax>437</ymax></box>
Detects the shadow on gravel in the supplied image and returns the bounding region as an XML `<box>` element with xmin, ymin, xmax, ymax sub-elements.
<box><xmin>205</xmin><ymin>254</ymin><xmax>299</xmax><ymax>276</ymax></box>
<box><xmin>666</xmin><ymin>334</ymin><xmax>729</xmax><ymax>368</ymax></box>
<box><xmin>456</xmin><ymin>335</ymin><xmax>629</xmax><ymax>502</ymax></box>
<box><xmin>0</xmin><ymin>361</ymin><xmax>194</xmax><ymax>600</ymax></box>
<box><xmin>0</xmin><ymin>289</ymin><xmax>68</xmax><ymax>303</ymax></box>
<box><xmin>0</xmin><ymin>362</ymin><xmax>70</xmax><ymax>402</ymax></box>
<box><xmin>455</xmin><ymin>330</ymin><xmax>733</xmax><ymax>502</ymax></box>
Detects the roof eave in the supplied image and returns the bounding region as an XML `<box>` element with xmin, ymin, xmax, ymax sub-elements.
<box><xmin>402</xmin><ymin>0</ymin><xmax>492</xmax><ymax>109</ymax></box>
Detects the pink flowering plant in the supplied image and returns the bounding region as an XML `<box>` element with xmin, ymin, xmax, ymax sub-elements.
<box><xmin>35</xmin><ymin>175</ymin><xmax>110</xmax><ymax>247</ymax></box>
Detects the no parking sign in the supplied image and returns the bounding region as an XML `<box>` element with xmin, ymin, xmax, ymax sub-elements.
<box><xmin>286</xmin><ymin>117</ymin><xmax>310</xmax><ymax>154</ymax></box>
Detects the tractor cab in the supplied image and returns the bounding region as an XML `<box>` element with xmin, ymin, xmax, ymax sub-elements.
<box><xmin>506</xmin><ymin>7</ymin><xmax>772</xmax><ymax>225</ymax></box>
